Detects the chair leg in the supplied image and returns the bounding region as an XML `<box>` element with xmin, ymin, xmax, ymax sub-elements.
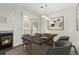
<box><xmin>72</xmin><ymin>45</ymin><xmax>78</xmax><ymax>55</ymax></box>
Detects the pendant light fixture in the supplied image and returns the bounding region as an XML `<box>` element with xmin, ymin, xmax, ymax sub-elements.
<box><xmin>41</xmin><ymin>4</ymin><xmax>51</xmax><ymax>20</ymax></box>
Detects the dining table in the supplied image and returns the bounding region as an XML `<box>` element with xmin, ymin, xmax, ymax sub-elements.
<box><xmin>22</xmin><ymin>33</ymin><xmax>57</xmax><ymax>55</ymax></box>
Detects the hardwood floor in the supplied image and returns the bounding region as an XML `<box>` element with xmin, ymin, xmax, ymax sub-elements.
<box><xmin>2</xmin><ymin>43</ymin><xmax>77</xmax><ymax>55</ymax></box>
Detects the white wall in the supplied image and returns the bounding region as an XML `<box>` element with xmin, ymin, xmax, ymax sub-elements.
<box><xmin>41</xmin><ymin>5</ymin><xmax>79</xmax><ymax>53</ymax></box>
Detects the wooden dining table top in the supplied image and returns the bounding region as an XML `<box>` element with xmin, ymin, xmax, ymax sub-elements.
<box><xmin>22</xmin><ymin>33</ymin><xmax>57</xmax><ymax>46</ymax></box>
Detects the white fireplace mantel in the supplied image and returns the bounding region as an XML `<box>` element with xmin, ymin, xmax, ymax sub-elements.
<box><xmin>0</xmin><ymin>24</ymin><xmax>14</xmax><ymax>32</ymax></box>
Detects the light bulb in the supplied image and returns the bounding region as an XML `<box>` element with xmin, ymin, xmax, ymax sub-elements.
<box><xmin>41</xmin><ymin>15</ymin><xmax>51</xmax><ymax>20</ymax></box>
<box><xmin>41</xmin><ymin>15</ymin><xmax>45</xmax><ymax>18</ymax></box>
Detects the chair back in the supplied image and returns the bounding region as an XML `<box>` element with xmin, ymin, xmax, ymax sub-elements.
<box><xmin>58</xmin><ymin>36</ymin><xmax>69</xmax><ymax>41</ymax></box>
<box><xmin>47</xmin><ymin>41</ymin><xmax>72</xmax><ymax>55</ymax></box>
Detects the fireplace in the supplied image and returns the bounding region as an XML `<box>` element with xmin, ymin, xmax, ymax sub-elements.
<box><xmin>0</xmin><ymin>32</ymin><xmax>13</xmax><ymax>50</ymax></box>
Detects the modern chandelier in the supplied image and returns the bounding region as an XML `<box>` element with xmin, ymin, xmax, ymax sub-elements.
<box><xmin>41</xmin><ymin>4</ymin><xmax>51</xmax><ymax>20</ymax></box>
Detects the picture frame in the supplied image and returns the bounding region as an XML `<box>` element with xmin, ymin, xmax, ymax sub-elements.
<box><xmin>48</xmin><ymin>16</ymin><xmax>64</xmax><ymax>30</ymax></box>
<box><xmin>0</xmin><ymin>16</ymin><xmax>7</xmax><ymax>23</ymax></box>
<box><xmin>76</xmin><ymin>3</ymin><xmax>79</xmax><ymax>31</ymax></box>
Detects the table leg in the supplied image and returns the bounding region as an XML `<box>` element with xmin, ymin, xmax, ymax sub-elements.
<box><xmin>27</xmin><ymin>42</ymin><xmax>32</xmax><ymax>55</ymax></box>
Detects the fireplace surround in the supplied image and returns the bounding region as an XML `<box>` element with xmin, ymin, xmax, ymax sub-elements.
<box><xmin>0</xmin><ymin>32</ymin><xmax>13</xmax><ymax>50</ymax></box>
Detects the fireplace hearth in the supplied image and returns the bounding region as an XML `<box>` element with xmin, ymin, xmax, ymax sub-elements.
<box><xmin>0</xmin><ymin>32</ymin><xmax>13</xmax><ymax>50</ymax></box>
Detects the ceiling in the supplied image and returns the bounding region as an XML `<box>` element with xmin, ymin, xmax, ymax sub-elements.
<box><xmin>20</xmin><ymin>3</ymin><xmax>76</xmax><ymax>16</ymax></box>
<box><xmin>0</xmin><ymin>3</ymin><xmax>77</xmax><ymax>16</ymax></box>
<box><xmin>0</xmin><ymin>3</ymin><xmax>17</xmax><ymax>16</ymax></box>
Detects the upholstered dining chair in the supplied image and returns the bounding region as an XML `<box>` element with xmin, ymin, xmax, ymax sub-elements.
<box><xmin>46</xmin><ymin>41</ymin><xmax>72</xmax><ymax>55</ymax></box>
